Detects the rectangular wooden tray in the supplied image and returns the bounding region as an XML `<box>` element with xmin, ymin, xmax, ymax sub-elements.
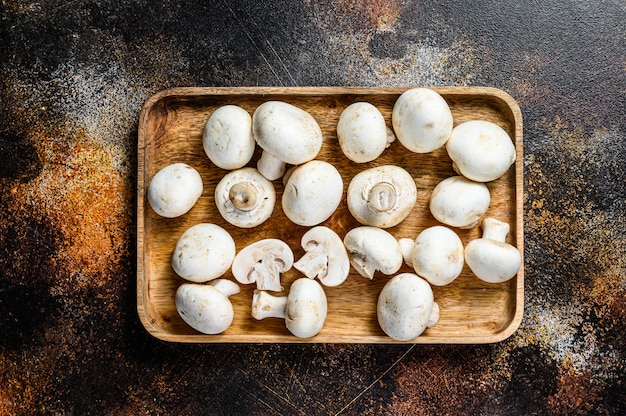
<box><xmin>137</xmin><ymin>86</ymin><xmax>523</xmax><ymax>343</ymax></box>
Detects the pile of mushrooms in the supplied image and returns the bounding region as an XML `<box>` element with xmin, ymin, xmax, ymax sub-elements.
<box><xmin>145</xmin><ymin>88</ymin><xmax>520</xmax><ymax>341</ymax></box>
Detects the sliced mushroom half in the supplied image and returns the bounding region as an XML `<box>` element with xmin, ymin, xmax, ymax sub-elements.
<box><xmin>293</xmin><ymin>226</ymin><xmax>350</xmax><ymax>287</ymax></box>
<box><xmin>231</xmin><ymin>239</ymin><xmax>294</xmax><ymax>292</ymax></box>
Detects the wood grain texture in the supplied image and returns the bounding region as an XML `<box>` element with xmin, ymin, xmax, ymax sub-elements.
<box><xmin>137</xmin><ymin>86</ymin><xmax>523</xmax><ymax>343</ymax></box>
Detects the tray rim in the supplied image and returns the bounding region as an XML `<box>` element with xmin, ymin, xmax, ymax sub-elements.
<box><xmin>137</xmin><ymin>85</ymin><xmax>524</xmax><ymax>344</ymax></box>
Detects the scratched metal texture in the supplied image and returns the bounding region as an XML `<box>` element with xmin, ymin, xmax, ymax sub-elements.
<box><xmin>1</xmin><ymin>0</ymin><xmax>625</xmax><ymax>414</ymax></box>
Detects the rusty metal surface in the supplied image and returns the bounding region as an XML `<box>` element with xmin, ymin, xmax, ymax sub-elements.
<box><xmin>1</xmin><ymin>0</ymin><xmax>624</xmax><ymax>414</ymax></box>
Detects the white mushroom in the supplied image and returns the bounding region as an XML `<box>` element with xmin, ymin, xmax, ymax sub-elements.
<box><xmin>202</xmin><ymin>105</ymin><xmax>255</xmax><ymax>170</ymax></box>
<box><xmin>282</xmin><ymin>160</ymin><xmax>343</xmax><ymax>227</ymax></box>
<box><xmin>175</xmin><ymin>279</ymin><xmax>240</xmax><ymax>335</ymax></box>
<box><xmin>337</xmin><ymin>102</ymin><xmax>395</xmax><ymax>163</ymax></box>
<box><xmin>429</xmin><ymin>176</ymin><xmax>491</xmax><ymax>229</ymax></box>
<box><xmin>293</xmin><ymin>226</ymin><xmax>350</xmax><ymax>287</ymax></box>
<box><xmin>343</xmin><ymin>226</ymin><xmax>403</xmax><ymax>279</ymax></box>
<box><xmin>377</xmin><ymin>273</ymin><xmax>440</xmax><ymax>341</ymax></box>
<box><xmin>251</xmin><ymin>278</ymin><xmax>327</xmax><ymax>338</ymax></box>
<box><xmin>252</xmin><ymin>101</ymin><xmax>323</xmax><ymax>180</ymax></box>
<box><xmin>403</xmin><ymin>226</ymin><xmax>464</xmax><ymax>286</ymax></box>
<box><xmin>214</xmin><ymin>167</ymin><xmax>276</xmax><ymax>228</ymax></box>
<box><xmin>171</xmin><ymin>223</ymin><xmax>236</xmax><ymax>283</ymax></box>
<box><xmin>347</xmin><ymin>165</ymin><xmax>417</xmax><ymax>228</ymax></box>
<box><xmin>231</xmin><ymin>239</ymin><xmax>294</xmax><ymax>291</ymax></box>
<box><xmin>446</xmin><ymin>120</ymin><xmax>516</xmax><ymax>182</ymax></box>
<box><xmin>465</xmin><ymin>217</ymin><xmax>521</xmax><ymax>283</ymax></box>
<box><xmin>392</xmin><ymin>88</ymin><xmax>454</xmax><ymax>153</ymax></box>
<box><xmin>147</xmin><ymin>163</ymin><xmax>203</xmax><ymax>218</ymax></box>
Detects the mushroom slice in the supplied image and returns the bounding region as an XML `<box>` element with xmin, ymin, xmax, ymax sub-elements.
<box><xmin>253</xmin><ymin>101</ymin><xmax>323</xmax><ymax>180</ymax></box>
<box><xmin>343</xmin><ymin>226</ymin><xmax>403</xmax><ymax>279</ymax></box>
<box><xmin>147</xmin><ymin>163</ymin><xmax>203</xmax><ymax>218</ymax></box>
<box><xmin>429</xmin><ymin>176</ymin><xmax>490</xmax><ymax>229</ymax></box>
<box><xmin>377</xmin><ymin>273</ymin><xmax>439</xmax><ymax>341</ymax></box>
<box><xmin>465</xmin><ymin>217</ymin><xmax>521</xmax><ymax>283</ymax></box>
<box><xmin>203</xmin><ymin>105</ymin><xmax>255</xmax><ymax>170</ymax></box>
<box><xmin>282</xmin><ymin>160</ymin><xmax>343</xmax><ymax>227</ymax></box>
<box><xmin>392</xmin><ymin>88</ymin><xmax>453</xmax><ymax>153</ymax></box>
<box><xmin>175</xmin><ymin>279</ymin><xmax>240</xmax><ymax>335</ymax></box>
<box><xmin>171</xmin><ymin>223</ymin><xmax>236</xmax><ymax>283</ymax></box>
<box><xmin>446</xmin><ymin>120</ymin><xmax>516</xmax><ymax>182</ymax></box>
<box><xmin>347</xmin><ymin>165</ymin><xmax>417</xmax><ymax>228</ymax></box>
<box><xmin>214</xmin><ymin>167</ymin><xmax>276</xmax><ymax>228</ymax></box>
<box><xmin>231</xmin><ymin>239</ymin><xmax>294</xmax><ymax>291</ymax></box>
<box><xmin>251</xmin><ymin>278</ymin><xmax>327</xmax><ymax>338</ymax></box>
<box><xmin>293</xmin><ymin>226</ymin><xmax>350</xmax><ymax>287</ymax></box>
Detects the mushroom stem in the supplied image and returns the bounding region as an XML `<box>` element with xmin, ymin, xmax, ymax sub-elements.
<box><xmin>368</xmin><ymin>182</ymin><xmax>397</xmax><ymax>213</ymax></box>
<box><xmin>349</xmin><ymin>252</ymin><xmax>377</xmax><ymax>279</ymax></box>
<box><xmin>228</xmin><ymin>182</ymin><xmax>258</xmax><ymax>211</ymax></box>
<box><xmin>481</xmin><ymin>217</ymin><xmax>510</xmax><ymax>242</ymax></box>
<box><xmin>428</xmin><ymin>302</ymin><xmax>440</xmax><ymax>327</ymax></box>
<box><xmin>257</xmin><ymin>150</ymin><xmax>286</xmax><ymax>180</ymax></box>
<box><xmin>251</xmin><ymin>290</ymin><xmax>287</xmax><ymax>320</ymax></box>
<box><xmin>399</xmin><ymin>238</ymin><xmax>415</xmax><ymax>267</ymax></box>
<box><xmin>209</xmin><ymin>279</ymin><xmax>240</xmax><ymax>297</ymax></box>
<box><xmin>294</xmin><ymin>245</ymin><xmax>328</xmax><ymax>279</ymax></box>
<box><xmin>249</xmin><ymin>254</ymin><xmax>284</xmax><ymax>291</ymax></box>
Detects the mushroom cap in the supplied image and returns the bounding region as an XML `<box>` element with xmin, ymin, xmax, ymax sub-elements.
<box><xmin>171</xmin><ymin>223</ymin><xmax>236</xmax><ymax>283</ymax></box>
<box><xmin>347</xmin><ymin>165</ymin><xmax>417</xmax><ymax>228</ymax></box>
<box><xmin>337</xmin><ymin>102</ymin><xmax>390</xmax><ymax>163</ymax></box>
<box><xmin>411</xmin><ymin>226</ymin><xmax>464</xmax><ymax>286</ymax></box>
<box><xmin>284</xmin><ymin>278</ymin><xmax>327</xmax><ymax>338</ymax></box>
<box><xmin>282</xmin><ymin>160</ymin><xmax>343</xmax><ymax>227</ymax></box>
<box><xmin>231</xmin><ymin>239</ymin><xmax>294</xmax><ymax>291</ymax></box>
<box><xmin>392</xmin><ymin>88</ymin><xmax>453</xmax><ymax>153</ymax></box>
<box><xmin>429</xmin><ymin>176</ymin><xmax>490</xmax><ymax>228</ymax></box>
<box><xmin>175</xmin><ymin>281</ymin><xmax>238</xmax><ymax>334</ymax></box>
<box><xmin>214</xmin><ymin>167</ymin><xmax>276</xmax><ymax>228</ymax></box>
<box><xmin>446</xmin><ymin>120</ymin><xmax>516</xmax><ymax>182</ymax></box>
<box><xmin>252</xmin><ymin>101</ymin><xmax>323</xmax><ymax>165</ymax></box>
<box><xmin>377</xmin><ymin>273</ymin><xmax>438</xmax><ymax>341</ymax></box>
<box><xmin>293</xmin><ymin>226</ymin><xmax>350</xmax><ymax>287</ymax></box>
<box><xmin>203</xmin><ymin>105</ymin><xmax>255</xmax><ymax>170</ymax></box>
<box><xmin>343</xmin><ymin>226</ymin><xmax>403</xmax><ymax>279</ymax></box>
<box><xmin>147</xmin><ymin>163</ymin><xmax>203</xmax><ymax>218</ymax></box>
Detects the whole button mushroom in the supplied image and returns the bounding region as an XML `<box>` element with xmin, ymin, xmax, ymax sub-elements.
<box><xmin>282</xmin><ymin>160</ymin><xmax>343</xmax><ymax>227</ymax></box>
<box><xmin>392</xmin><ymin>88</ymin><xmax>454</xmax><ymax>153</ymax></box>
<box><xmin>465</xmin><ymin>217</ymin><xmax>521</xmax><ymax>283</ymax></box>
<box><xmin>176</xmin><ymin>279</ymin><xmax>240</xmax><ymax>335</ymax></box>
<box><xmin>377</xmin><ymin>273</ymin><xmax>440</xmax><ymax>341</ymax></box>
<box><xmin>252</xmin><ymin>101</ymin><xmax>323</xmax><ymax>180</ymax></box>
<box><xmin>337</xmin><ymin>102</ymin><xmax>395</xmax><ymax>163</ymax></box>
<box><xmin>343</xmin><ymin>226</ymin><xmax>403</xmax><ymax>279</ymax></box>
<box><xmin>214</xmin><ymin>167</ymin><xmax>276</xmax><ymax>228</ymax></box>
<box><xmin>429</xmin><ymin>176</ymin><xmax>491</xmax><ymax>229</ymax></box>
<box><xmin>401</xmin><ymin>226</ymin><xmax>464</xmax><ymax>286</ymax></box>
<box><xmin>347</xmin><ymin>165</ymin><xmax>417</xmax><ymax>228</ymax></box>
<box><xmin>172</xmin><ymin>223</ymin><xmax>236</xmax><ymax>283</ymax></box>
<box><xmin>293</xmin><ymin>226</ymin><xmax>350</xmax><ymax>287</ymax></box>
<box><xmin>446</xmin><ymin>120</ymin><xmax>516</xmax><ymax>182</ymax></box>
<box><xmin>147</xmin><ymin>163</ymin><xmax>203</xmax><ymax>218</ymax></box>
<box><xmin>231</xmin><ymin>239</ymin><xmax>294</xmax><ymax>292</ymax></box>
<box><xmin>251</xmin><ymin>278</ymin><xmax>328</xmax><ymax>338</ymax></box>
<box><xmin>203</xmin><ymin>105</ymin><xmax>255</xmax><ymax>170</ymax></box>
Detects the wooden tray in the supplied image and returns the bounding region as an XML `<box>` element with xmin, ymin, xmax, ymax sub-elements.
<box><xmin>137</xmin><ymin>86</ymin><xmax>524</xmax><ymax>343</ymax></box>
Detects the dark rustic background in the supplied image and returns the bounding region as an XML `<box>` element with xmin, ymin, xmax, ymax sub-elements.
<box><xmin>1</xmin><ymin>1</ymin><xmax>624</xmax><ymax>414</ymax></box>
